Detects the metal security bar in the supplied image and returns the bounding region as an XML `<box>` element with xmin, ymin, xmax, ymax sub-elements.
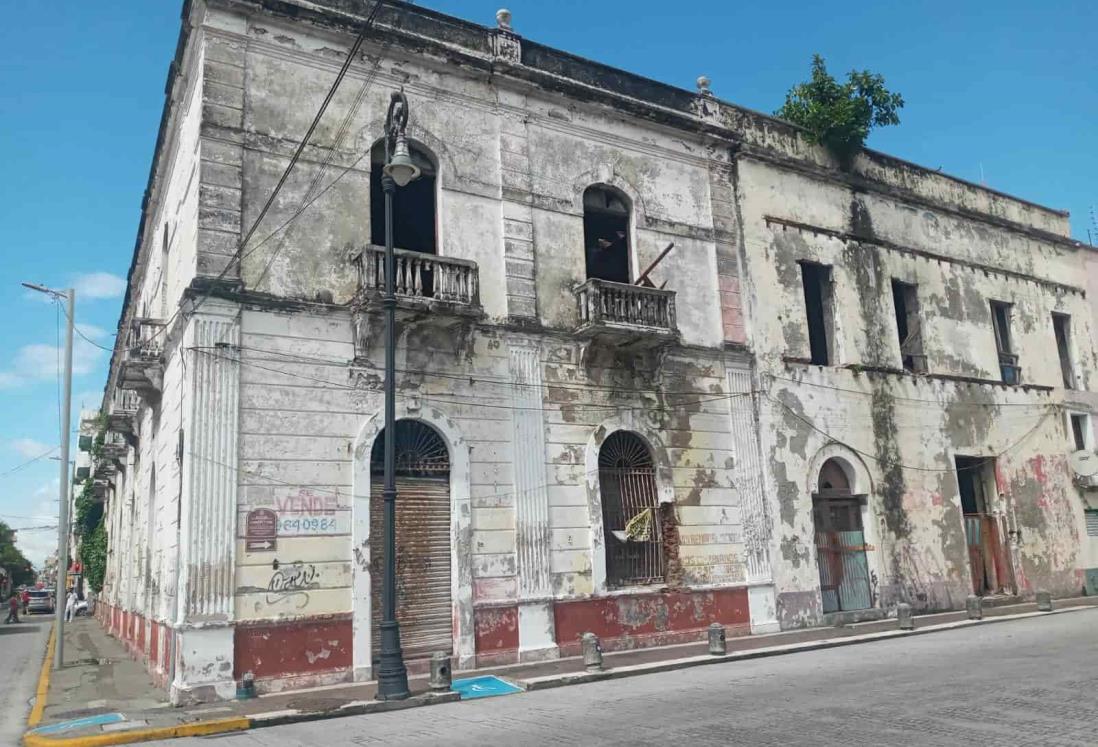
<box><xmin>600</xmin><ymin>467</ymin><xmax>664</xmax><ymax>587</ymax></box>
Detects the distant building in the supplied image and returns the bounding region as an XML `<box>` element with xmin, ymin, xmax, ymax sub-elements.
<box><xmin>86</xmin><ymin>0</ymin><xmax>1096</xmax><ymax>703</ymax></box>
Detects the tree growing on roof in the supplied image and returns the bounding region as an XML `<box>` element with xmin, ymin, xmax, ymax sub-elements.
<box><xmin>776</xmin><ymin>54</ymin><xmax>904</xmax><ymax>167</ymax></box>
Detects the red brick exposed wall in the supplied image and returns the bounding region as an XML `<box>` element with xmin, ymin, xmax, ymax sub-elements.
<box><xmin>554</xmin><ymin>588</ymin><xmax>750</xmax><ymax>655</ymax></box>
<box><xmin>234</xmin><ymin>616</ymin><xmax>352</xmax><ymax>681</ymax></box>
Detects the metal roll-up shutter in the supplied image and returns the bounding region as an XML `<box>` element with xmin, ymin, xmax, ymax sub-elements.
<box><xmin>371</xmin><ymin>476</ymin><xmax>453</xmax><ymax>661</ymax></box>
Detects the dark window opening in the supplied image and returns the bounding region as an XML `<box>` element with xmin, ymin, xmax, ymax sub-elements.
<box><xmin>891</xmin><ymin>279</ymin><xmax>925</xmax><ymax>373</ymax></box>
<box><xmin>598</xmin><ymin>431</ymin><xmax>664</xmax><ymax>588</ymax></box>
<box><xmin>955</xmin><ymin>456</ymin><xmax>990</xmax><ymax>515</ymax></box>
<box><xmin>370</xmin><ymin>140</ymin><xmax>437</xmax><ymax>255</ymax></box>
<box><xmin>1053</xmin><ymin>313</ymin><xmax>1075</xmax><ymax>389</ymax></box>
<box><xmin>1070</xmin><ymin>414</ymin><xmax>1088</xmax><ymax>452</ymax></box>
<box><xmin>800</xmin><ymin>262</ymin><xmax>834</xmax><ymax>366</ymax></box>
<box><xmin>990</xmin><ymin>300</ymin><xmax>1020</xmax><ymax>384</ymax></box>
<box><xmin>583</xmin><ymin>185</ymin><xmax>630</xmax><ymax>283</ymax></box>
<box><xmin>817</xmin><ymin>459</ymin><xmax>852</xmax><ymax>495</ymax></box>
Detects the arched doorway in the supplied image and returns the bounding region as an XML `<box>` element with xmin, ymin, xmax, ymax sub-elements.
<box><xmin>370</xmin><ymin>420</ymin><xmax>452</xmax><ymax>662</ymax></box>
<box><xmin>813</xmin><ymin>458</ymin><xmax>872</xmax><ymax>613</ymax></box>
<box><xmin>598</xmin><ymin>431</ymin><xmax>664</xmax><ymax>587</ymax></box>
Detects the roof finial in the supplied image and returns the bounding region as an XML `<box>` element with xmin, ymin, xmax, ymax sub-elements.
<box><xmin>496</xmin><ymin>8</ymin><xmax>513</xmax><ymax>31</ymax></box>
<box><xmin>696</xmin><ymin>75</ymin><xmax>712</xmax><ymax>96</ymax></box>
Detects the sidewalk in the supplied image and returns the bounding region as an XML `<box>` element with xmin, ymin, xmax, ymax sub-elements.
<box><xmin>25</xmin><ymin>596</ymin><xmax>1098</xmax><ymax>745</ymax></box>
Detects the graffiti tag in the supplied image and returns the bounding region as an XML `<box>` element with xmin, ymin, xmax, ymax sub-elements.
<box><xmin>265</xmin><ymin>561</ymin><xmax>319</xmax><ymax>608</ymax></box>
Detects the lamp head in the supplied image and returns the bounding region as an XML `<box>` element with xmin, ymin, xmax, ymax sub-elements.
<box><xmin>383</xmin><ymin>135</ymin><xmax>421</xmax><ymax>187</ymax></box>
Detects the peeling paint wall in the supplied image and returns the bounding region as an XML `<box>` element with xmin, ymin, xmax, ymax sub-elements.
<box><xmin>99</xmin><ymin>0</ymin><xmax>1097</xmax><ymax>700</ymax></box>
<box><xmin>736</xmin><ymin>156</ymin><xmax>1095</xmax><ymax>628</ymax></box>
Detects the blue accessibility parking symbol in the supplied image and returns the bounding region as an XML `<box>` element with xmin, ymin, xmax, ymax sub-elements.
<box><xmin>451</xmin><ymin>675</ymin><xmax>523</xmax><ymax>700</ymax></box>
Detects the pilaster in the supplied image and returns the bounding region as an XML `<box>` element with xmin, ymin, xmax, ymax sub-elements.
<box><xmin>508</xmin><ymin>341</ymin><xmax>557</xmax><ymax>659</ymax></box>
<box><xmin>172</xmin><ymin>299</ymin><xmax>239</xmax><ymax>703</ymax></box>
<box><xmin>499</xmin><ymin>89</ymin><xmax>539</xmax><ymax>322</ymax></box>
<box><xmin>727</xmin><ymin>366</ymin><xmax>779</xmax><ymax>633</ymax></box>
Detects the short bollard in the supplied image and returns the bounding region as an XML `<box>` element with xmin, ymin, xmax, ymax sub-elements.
<box><xmin>1036</xmin><ymin>590</ymin><xmax>1053</xmax><ymax>612</ymax></box>
<box><xmin>896</xmin><ymin>602</ymin><xmax>914</xmax><ymax>630</ymax></box>
<box><xmin>236</xmin><ymin>671</ymin><xmax>257</xmax><ymax>700</ymax></box>
<box><xmin>708</xmin><ymin>623</ymin><xmax>727</xmax><ymax>656</ymax></box>
<box><xmin>966</xmin><ymin>595</ymin><xmax>983</xmax><ymax>620</ymax></box>
<box><xmin>581</xmin><ymin>632</ymin><xmax>603</xmax><ymax>672</ymax></box>
<box><xmin>429</xmin><ymin>652</ymin><xmax>452</xmax><ymax>691</ymax></box>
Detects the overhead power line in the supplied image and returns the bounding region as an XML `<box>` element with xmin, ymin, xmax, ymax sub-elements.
<box><xmin>112</xmin><ymin>0</ymin><xmax>389</xmax><ymax>360</ymax></box>
<box><xmin>1</xmin><ymin>446</ymin><xmax>59</xmax><ymax>477</ymax></box>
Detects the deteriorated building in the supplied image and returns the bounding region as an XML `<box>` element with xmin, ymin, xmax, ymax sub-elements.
<box><xmin>85</xmin><ymin>0</ymin><xmax>1097</xmax><ymax>702</ymax></box>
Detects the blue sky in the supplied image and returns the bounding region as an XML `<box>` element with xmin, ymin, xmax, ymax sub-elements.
<box><xmin>1</xmin><ymin>1</ymin><xmax>1094</xmax><ymax>565</ymax></box>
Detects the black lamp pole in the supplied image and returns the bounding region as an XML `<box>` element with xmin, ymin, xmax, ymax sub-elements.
<box><xmin>376</xmin><ymin>89</ymin><xmax>415</xmax><ymax>701</ymax></box>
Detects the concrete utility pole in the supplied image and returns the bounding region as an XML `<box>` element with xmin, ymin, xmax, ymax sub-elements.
<box><xmin>22</xmin><ymin>282</ymin><xmax>75</xmax><ymax>670</ymax></box>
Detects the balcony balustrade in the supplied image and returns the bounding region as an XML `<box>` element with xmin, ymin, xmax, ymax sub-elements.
<box><xmin>351</xmin><ymin>246</ymin><xmax>480</xmax><ymax>313</ymax></box>
<box><xmin>574</xmin><ymin>278</ymin><xmax>677</xmax><ymax>349</ymax></box>
<box><xmin>107</xmin><ymin>388</ymin><xmax>141</xmax><ymax>433</ymax></box>
<box><xmin>119</xmin><ymin>318</ymin><xmax>167</xmax><ymax>395</ymax></box>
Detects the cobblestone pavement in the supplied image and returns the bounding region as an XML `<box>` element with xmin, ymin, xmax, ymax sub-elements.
<box><xmin>0</xmin><ymin>616</ymin><xmax>50</xmax><ymax>745</ymax></box>
<box><xmin>162</xmin><ymin>609</ymin><xmax>1098</xmax><ymax>746</ymax></box>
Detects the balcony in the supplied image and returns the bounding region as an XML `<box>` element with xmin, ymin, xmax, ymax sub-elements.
<box><xmin>107</xmin><ymin>389</ymin><xmax>141</xmax><ymax>433</ymax></box>
<box><xmin>574</xmin><ymin>278</ymin><xmax>678</xmax><ymax>349</ymax></box>
<box><xmin>99</xmin><ymin>430</ymin><xmax>128</xmax><ymax>461</ymax></box>
<box><xmin>119</xmin><ymin>318</ymin><xmax>166</xmax><ymax>395</ymax></box>
<box><xmin>351</xmin><ymin>246</ymin><xmax>481</xmax><ymax>317</ymax></box>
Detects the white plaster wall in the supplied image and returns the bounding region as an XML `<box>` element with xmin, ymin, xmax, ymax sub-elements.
<box><xmin>736</xmin><ymin>155</ymin><xmax>1095</xmax><ymax>626</ymax></box>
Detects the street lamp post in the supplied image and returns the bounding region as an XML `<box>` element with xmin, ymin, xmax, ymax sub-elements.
<box><xmin>376</xmin><ymin>89</ymin><xmax>420</xmax><ymax>701</ymax></box>
<box><xmin>22</xmin><ymin>282</ymin><xmax>74</xmax><ymax>671</ymax></box>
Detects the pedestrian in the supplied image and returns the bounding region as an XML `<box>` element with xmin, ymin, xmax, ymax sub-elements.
<box><xmin>5</xmin><ymin>593</ymin><xmax>19</xmax><ymax>624</ymax></box>
<box><xmin>21</xmin><ymin>588</ymin><xmax>29</xmax><ymax>615</ymax></box>
<box><xmin>65</xmin><ymin>589</ymin><xmax>77</xmax><ymax>622</ymax></box>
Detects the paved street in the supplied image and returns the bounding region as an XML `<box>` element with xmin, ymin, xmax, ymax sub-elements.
<box><xmin>0</xmin><ymin>615</ymin><xmax>50</xmax><ymax>745</ymax></box>
<box><xmin>160</xmin><ymin>609</ymin><xmax>1098</xmax><ymax>746</ymax></box>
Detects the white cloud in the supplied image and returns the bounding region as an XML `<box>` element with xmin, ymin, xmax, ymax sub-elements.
<box><xmin>10</xmin><ymin>480</ymin><xmax>61</xmax><ymax>567</ymax></box>
<box><xmin>74</xmin><ymin>390</ymin><xmax>106</xmax><ymax>411</ymax></box>
<box><xmin>0</xmin><ymin>328</ymin><xmax>109</xmax><ymax>388</ymax></box>
<box><xmin>73</xmin><ymin>272</ymin><xmax>127</xmax><ymax>300</ymax></box>
<box><xmin>9</xmin><ymin>438</ymin><xmax>52</xmax><ymax>460</ymax></box>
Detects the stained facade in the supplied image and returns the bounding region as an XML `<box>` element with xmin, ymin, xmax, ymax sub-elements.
<box><xmin>83</xmin><ymin>0</ymin><xmax>1097</xmax><ymax>703</ymax></box>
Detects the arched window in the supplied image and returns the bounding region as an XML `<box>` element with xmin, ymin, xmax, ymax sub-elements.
<box><xmin>583</xmin><ymin>185</ymin><xmax>631</xmax><ymax>283</ymax></box>
<box><xmin>370</xmin><ymin>140</ymin><xmax>437</xmax><ymax>254</ymax></box>
<box><xmin>598</xmin><ymin>431</ymin><xmax>664</xmax><ymax>587</ymax></box>
<box><xmin>817</xmin><ymin>458</ymin><xmax>852</xmax><ymax>496</ymax></box>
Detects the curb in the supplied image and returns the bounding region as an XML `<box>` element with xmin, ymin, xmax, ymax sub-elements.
<box><xmin>248</xmin><ymin>690</ymin><xmax>461</xmax><ymax>730</ymax></box>
<box><xmin>23</xmin><ymin>603</ymin><xmax>1094</xmax><ymax>745</ymax></box>
<box><xmin>22</xmin><ymin>691</ymin><xmax>459</xmax><ymax>746</ymax></box>
<box><xmin>27</xmin><ymin>626</ymin><xmax>56</xmax><ymax>729</ymax></box>
<box><xmin>23</xmin><ymin>718</ymin><xmax>250</xmax><ymax>747</ymax></box>
<box><xmin>519</xmin><ymin>605</ymin><xmax>1092</xmax><ymax>691</ymax></box>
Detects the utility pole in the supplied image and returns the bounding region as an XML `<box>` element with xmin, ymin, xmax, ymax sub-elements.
<box><xmin>23</xmin><ymin>282</ymin><xmax>74</xmax><ymax>670</ymax></box>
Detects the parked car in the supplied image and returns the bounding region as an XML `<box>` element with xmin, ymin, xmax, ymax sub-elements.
<box><xmin>26</xmin><ymin>589</ymin><xmax>54</xmax><ymax>614</ymax></box>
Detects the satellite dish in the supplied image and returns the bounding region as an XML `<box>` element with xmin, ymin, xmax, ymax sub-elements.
<box><xmin>1069</xmin><ymin>450</ymin><xmax>1098</xmax><ymax>478</ymax></box>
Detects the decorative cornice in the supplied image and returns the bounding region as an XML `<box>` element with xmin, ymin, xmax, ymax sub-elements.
<box><xmin>764</xmin><ymin>215</ymin><xmax>1085</xmax><ymax>297</ymax></box>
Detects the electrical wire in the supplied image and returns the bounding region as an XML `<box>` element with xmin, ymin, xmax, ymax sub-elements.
<box><xmin>110</xmin><ymin>1</ymin><xmax>389</xmax><ymax>360</ymax></box>
<box><xmin>767</xmin><ymin>392</ymin><xmax>1054</xmax><ymax>474</ymax></box>
<box><xmin>189</xmin><ymin>346</ymin><xmax>755</xmax><ymax>414</ymax></box>
<box><xmin>0</xmin><ymin>446</ymin><xmax>60</xmax><ymax>477</ymax></box>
